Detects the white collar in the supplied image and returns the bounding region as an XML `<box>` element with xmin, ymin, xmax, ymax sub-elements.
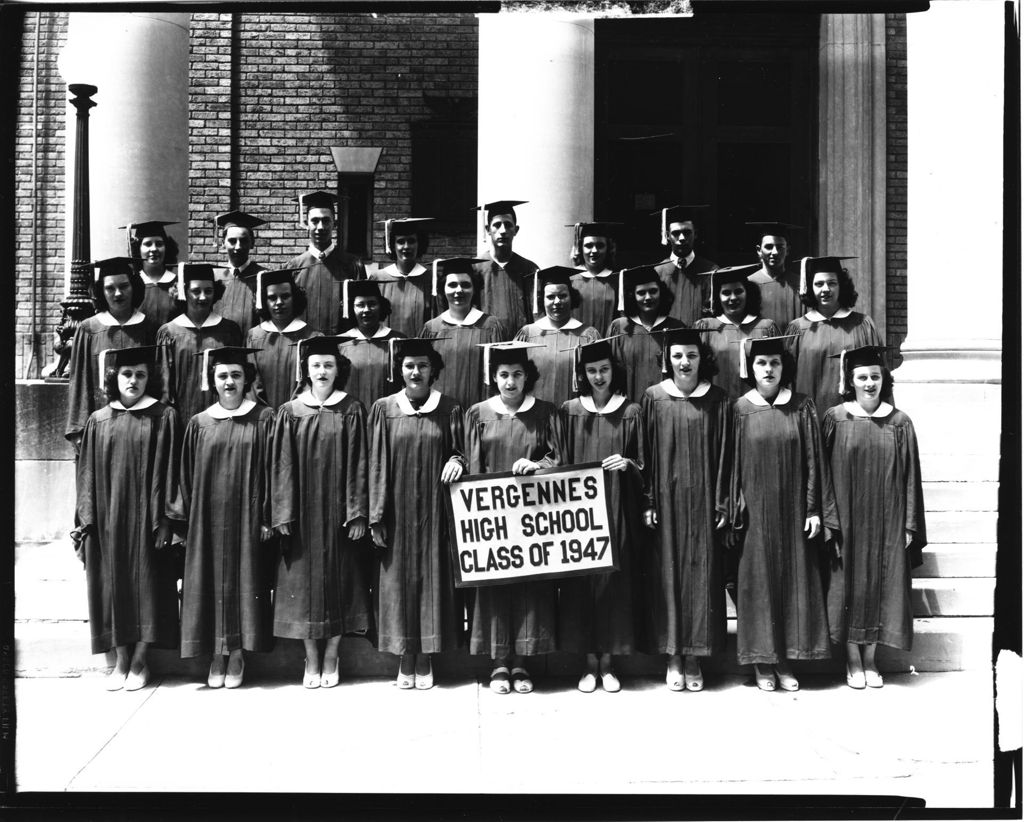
<box><xmin>395</xmin><ymin>388</ymin><xmax>442</xmax><ymax>415</ymax></box>
<box><xmin>805</xmin><ymin>307</ymin><xmax>853</xmax><ymax>322</ymax></box>
<box><xmin>629</xmin><ymin>315</ymin><xmax>668</xmax><ymax>329</ymax></box>
<box><xmin>96</xmin><ymin>310</ymin><xmax>146</xmax><ymax>327</ymax></box>
<box><xmin>716</xmin><ymin>314</ymin><xmax>758</xmax><ymax>327</ymax></box>
<box><xmin>225</xmin><ymin>259</ymin><xmax>254</xmax><ymax>275</ymax></box>
<box><xmin>109</xmin><ymin>395</ymin><xmax>158</xmax><ymax>412</ymax></box>
<box><xmin>381</xmin><ymin>262</ymin><xmax>427</xmax><ymax>279</ymax></box>
<box><xmin>672</xmin><ymin>251</ymin><xmax>696</xmax><ymax>268</ymax></box>
<box><xmin>341</xmin><ymin>325</ymin><xmax>391</xmax><ymax>340</ymax></box>
<box><xmin>143</xmin><ymin>268</ymin><xmax>176</xmax><ymax>285</ymax></box>
<box><xmin>486</xmin><ymin>393</ymin><xmax>537</xmax><ymax>416</ymax></box>
<box><xmin>259</xmin><ymin>318</ymin><xmax>307</xmax><ymax>334</ymax></box>
<box><xmin>743</xmin><ymin>387</ymin><xmax>793</xmax><ymax>407</ymax></box>
<box><xmin>535</xmin><ymin>316</ymin><xmax>583</xmax><ymax>331</ymax></box>
<box><xmin>439</xmin><ymin>307</ymin><xmax>484</xmax><ymax>326</ymax></box>
<box><xmin>297</xmin><ymin>389</ymin><xmax>348</xmax><ymax>408</ymax></box>
<box><xmin>659</xmin><ymin>378</ymin><xmax>711</xmax><ymax>399</ymax></box>
<box><xmin>172</xmin><ymin>312</ymin><xmax>223</xmax><ymax>329</ymax></box>
<box><xmin>575</xmin><ymin>268</ymin><xmax>615</xmax><ymax>280</ymax></box>
<box><xmin>206</xmin><ymin>398</ymin><xmax>257</xmax><ymax>419</ymax></box>
<box><xmin>843</xmin><ymin>400</ymin><xmax>894</xmax><ymax>418</ymax></box>
<box><xmin>308</xmin><ymin>242</ymin><xmax>337</xmax><ymax>259</ymax></box>
<box><xmin>579</xmin><ymin>393</ymin><xmax>627</xmax><ymax>414</ymax></box>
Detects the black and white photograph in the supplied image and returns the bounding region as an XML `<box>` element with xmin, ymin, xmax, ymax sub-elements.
<box><xmin>5</xmin><ymin>0</ymin><xmax>1019</xmax><ymax>816</ymax></box>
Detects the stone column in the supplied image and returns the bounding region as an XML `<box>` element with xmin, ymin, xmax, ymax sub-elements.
<box><xmin>477</xmin><ymin>13</ymin><xmax>594</xmax><ymax>267</ymax></box>
<box><xmin>59</xmin><ymin>12</ymin><xmax>190</xmax><ymax>262</ymax></box>
<box><xmin>818</xmin><ymin>13</ymin><xmax>888</xmax><ymax>339</ymax></box>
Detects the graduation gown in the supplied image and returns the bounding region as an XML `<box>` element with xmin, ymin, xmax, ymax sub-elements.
<box><xmin>157</xmin><ymin>313</ymin><xmax>243</xmax><ymax>425</ymax></box>
<box><xmin>139</xmin><ymin>269</ymin><xmax>180</xmax><ymax>326</ymax></box>
<box><xmin>65</xmin><ymin>311</ymin><xmax>160</xmax><ymax>441</ymax></box>
<box><xmin>693</xmin><ymin>315</ymin><xmax>780</xmax><ymax>400</ymax></box>
<box><xmin>472</xmin><ymin>253</ymin><xmax>537</xmax><ymax>335</ymax></box>
<box><xmin>76</xmin><ymin>398</ymin><xmax>181</xmax><ymax>653</ymax></box>
<box><xmin>785</xmin><ymin>309</ymin><xmax>884</xmax><ymax>422</ymax></box>
<box><xmin>824</xmin><ymin>402</ymin><xmax>927</xmax><ymax>650</ymax></box>
<box><xmin>246</xmin><ymin>319</ymin><xmax>322</xmax><ymax>410</ymax></box>
<box><xmin>641</xmin><ymin>380</ymin><xmax>731</xmax><ymax>657</ymax></box>
<box><xmin>369</xmin><ymin>262</ymin><xmax>437</xmax><ymax>338</ymax></box>
<box><xmin>654</xmin><ymin>254</ymin><xmax>717</xmax><ymax>325</ymax></box>
<box><xmin>570</xmin><ymin>269</ymin><xmax>619</xmax><ymax>335</ymax></box>
<box><xmin>748</xmin><ymin>266</ymin><xmax>802</xmax><ymax>332</ymax></box>
<box><xmin>214</xmin><ymin>263</ymin><xmax>264</xmax><ymax>340</ymax></box>
<box><xmin>513</xmin><ymin>318</ymin><xmax>600</xmax><ymax>406</ymax></box>
<box><xmin>271</xmin><ymin>391</ymin><xmax>371</xmax><ymax>640</ymax></box>
<box><xmin>420</xmin><ymin>309</ymin><xmax>510</xmax><ymax>412</ymax></box>
<box><xmin>607</xmin><ymin>315</ymin><xmax>687</xmax><ymax>403</ymax></box>
<box><xmin>557</xmin><ymin>396</ymin><xmax>646</xmax><ymax>655</ymax></box>
<box><xmin>177</xmin><ymin>400</ymin><xmax>275</xmax><ymax>657</ymax></box>
<box><xmin>466</xmin><ymin>395</ymin><xmax>562</xmax><ymax>658</ymax></box>
<box><xmin>337</xmin><ymin>326</ymin><xmax>405</xmax><ymax>412</ymax></box>
<box><xmin>729</xmin><ymin>388</ymin><xmax>835</xmax><ymax>664</ymax></box>
<box><xmin>369</xmin><ymin>389</ymin><xmax>467</xmax><ymax>654</ymax></box>
<box><xmin>287</xmin><ymin>245</ymin><xmax>366</xmax><ymax>335</ymax></box>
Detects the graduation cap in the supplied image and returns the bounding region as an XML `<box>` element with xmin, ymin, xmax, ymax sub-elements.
<box><xmin>341</xmin><ymin>278</ymin><xmax>384</xmax><ymax>319</ymax></box>
<box><xmin>798</xmin><ymin>256</ymin><xmax>857</xmax><ymax>295</ymax></box>
<box><xmin>255</xmin><ymin>266</ymin><xmax>303</xmax><ymax>310</ymax></box>
<box><xmin>387</xmin><ymin>336</ymin><xmax>449</xmax><ymax>383</ymax></box>
<box><xmin>709</xmin><ymin>263</ymin><xmax>763</xmax><ymax>296</ymax></box>
<box><xmin>196</xmin><ymin>346</ymin><xmax>261</xmax><ymax>392</ymax></box>
<box><xmin>615</xmin><ymin>265</ymin><xmax>663</xmax><ymax>314</ymax></box>
<box><xmin>431</xmin><ymin>256</ymin><xmax>487</xmax><ymax>298</ymax></box>
<box><xmin>294</xmin><ymin>190</ymin><xmax>338</xmax><ymax>227</ymax></box>
<box><xmin>293</xmin><ymin>335</ymin><xmax>351</xmax><ymax>385</ymax></box>
<box><xmin>647</xmin><ymin>327</ymin><xmax>718</xmax><ymax>376</ymax></box>
<box><xmin>214</xmin><ymin>210</ymin><xmax>265</xmax><ymax>241</ymax></box>
<box><xmin>380</xmin><ymin>217</ymin><xmax>433</xmax><ymax>257</ymax></box>
<box><xmin>739</xmin><ymin>333</ymin><xmax>801</xmax><ymax>380</ymax></box>
<box><xmin>651</xmin><ymin>205</ymin><xmax>710</xmax><ymax>246</ymax></box>
<box><xmin>831</xmin><ymin>344</ymin><xmax>889</xmax><ymax>394</ymax></box>
<box><xmin>97</xmin><ymin>344</ymin><xmax>165</xmax><ymax>380</ymax></box>
<box><xmin>477</xmin><ymin>340</ymin><xmax>545</xmax><ymax>387</ymax></box>
<box><xmin>475</xmin><ymin>200</ymin><xmax>527</xmax><ymax>240</ymax></box>
<box><xmin>566</xmin><ymin>334</ymin><xmax>627</xmax><ymax>394</ymax></box>
<box><xmin>746</xmin><ymin>221</ymin><xmax>802</xmax><ymax>243</ymax></box>
<box><xmin>175</xmin><ymin>263</ymin><xmax>219</xmax><ymax>301</ymax></box>
<box><xmin>567</xmin><ymin>220</ymin><xmax>622</xmax><ymax>255</ymax></box>
<box><xmin>532</xmin><ymin>265</ymin><xmax>579</xmax><ymax>316</ymax></box>
<box><xmin>92</xmin><ymin>256</ymin><xmax>140</xmax><ymax>282</ymax></box>
<box><xmin>117</xmin><ymin>221</ymin><xmax>178</xmax><ymax>258</ymax></box>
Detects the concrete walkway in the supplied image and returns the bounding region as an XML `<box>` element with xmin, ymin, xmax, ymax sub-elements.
<box><xmin>15</xmin><ymin>668</ymin><xmax>994</xmax><ymax>807</ymax></box>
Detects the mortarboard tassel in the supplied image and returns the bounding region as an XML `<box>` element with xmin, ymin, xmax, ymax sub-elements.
<box><xmin>532</xmin><ymin>269</ymin><xmax>540</xmax><ymax>317</ymax></box>
<box><xmin>799</xmin><ymin>257</ymin><xmax>809</xmax><ymax>296</ymax></box>
<box><xmin>616</xmin><ymin>269</ymin><xmax>626</xmax><ymax>313</ymax></box>
<box><xmin>432</xmin><ymin>259</ymin><xmax>440</xmax><ymax>298</ymax></box>
<box><xmin>661</xmin><ymin>208</ymin><xmax>668</xmax><ymax>247</ymax></box>
<box><xmin>177</xmin><ymin>263</ymin><xmax>186</xmax><ymax>302</ymax></box>
<box><xmin>738</xmin><ymin>335</ymin><xmax>749</xmax><ymax>380</ymax></box>
<box><xmin>387</xmin><ymin>337</ymin><xmax>398</xmax><ymax>383</ymax></box>
<box><xmin>571</xmin><ymin>345</ymin><xmax>580</xmax><ymax>395</ymax></box>
<box><xmin>342</xmin><ymin>279</ymin><xmax>350</xmax><ymax>320</ymax></box>
<box><xmin>573</xmin><ymin>223</ymin><xmax>583</xmax><ymax>264</ymax></box>
<box><xmin>838</xmin><ymin>348</ymin><xmax>848</xmax><ymax>395</ymax></box>
<box><xmin>94</xmin><ymin>265</ymin><xmax>102</xmax><ymax>283</ymax></box>
<box><xmin>200</xmin><ymin>348</ymin><xmax>212</xmax><ymax>392</ymax></box>
<box><xmin>256</xmin><ymin>270</ymin><xmax>265</xmax><ymax>311</ymax></box>
<box><xmin>295</xmin><ymin>338</ymin><xmax>305</xmax><ymax>386</ymax></box>
<box><xmin>482</xmin><ymin>343</ymin><xmax>491</xmax><ymax>390</ymax></box>
<box><xmin>383</xmin><ymin>219</ymin><xmax>392</xmax><ymax>259</ymax></box>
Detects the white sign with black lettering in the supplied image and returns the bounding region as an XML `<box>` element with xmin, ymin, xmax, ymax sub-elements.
<box><xmin>446</xmin><ymin>462</ymin><xmax>618</xmax><ymax>588</ymax></box>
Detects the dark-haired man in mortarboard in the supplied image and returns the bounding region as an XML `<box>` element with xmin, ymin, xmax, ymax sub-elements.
<box><xmin>471</xmin><ymin>200</ymin><xmax>540</xmax><ymax>335</ymax></box>
<box><xmin>213</xmin><ymin>210</ymin><xmax>268</xmax><ymax>339</ymax></box>
<box><xmin>745</xmin><ymin>220</ymin><xmax>804</xmax><ymax>332</ymax></box>
<box><xmin>651</xmin><ymin>205</ymin><xmax>718</xmax><ymax>326</ymax></box>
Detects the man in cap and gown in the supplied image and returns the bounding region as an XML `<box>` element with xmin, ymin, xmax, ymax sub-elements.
<box><xmin>213</xmin><ymin>210</ymin><xmax>267</xmax><ymax>339</ymax></box>
<box><xmin>471</xmin><ymin>200</ymin><xmax>539</xmax><ymax>334</ymax></box>
<box><xmin>744</xmin><ymin>221</ymin><xmax>804</xmax><ymax>332</ymax></box>
<box><xmin>651</xmin><ymin>205</ymin><xmax>718</xmax><ymax>325</ymax></box>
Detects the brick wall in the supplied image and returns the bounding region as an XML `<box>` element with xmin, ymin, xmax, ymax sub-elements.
<box><xmin>885</xmin><ymin>13</ymin><xmax>907</xmax><ymax>365</ymax></box>
<box><xmin>15</xmin><ymin>12</ymin><xmax>68</xmax><ymax>379</ymax></box>
<box><xmin>188</xmin><ymin>12</ymin><xmax>480</xmax><ymax>267</ymax></box>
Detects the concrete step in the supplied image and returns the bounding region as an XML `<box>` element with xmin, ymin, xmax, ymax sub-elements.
<box><xmin>911</xmin><ymin>577</ymin><xmax>994</xmax><ymax>617</ymax></box>
<box><xmin>924</xmin><ymin>510</ymin><xmax>997</xmax><ymax>543</ymax></box>
<box><xmin>922</xmin><ymin>481</ymin><xmax>998</xmax><ymax>512</ymax></box>
<box><xmin>919</xmin><ymin>452</ymin><xmax>1000</xmax><ymax>482</ymax></box>
<box><xmin>914</xmin><ymin>543</ymin><xmax>996</xmax><ymax>578</ymax></box>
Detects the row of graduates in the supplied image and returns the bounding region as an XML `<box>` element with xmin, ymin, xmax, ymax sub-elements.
<box><xmin>75</xmin><ymin>315</ymin><xmax>926</xmax><ymax>695</ymax></box>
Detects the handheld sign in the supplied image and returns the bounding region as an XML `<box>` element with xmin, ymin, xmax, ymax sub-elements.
<box><xmin>445</xmin><ymin>462</ymin><xmax>618</xmax><ymax>588</ymax></box>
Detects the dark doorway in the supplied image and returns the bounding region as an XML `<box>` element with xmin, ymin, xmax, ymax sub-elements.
<box><xmin>595</xmin><ymin>15</ymin><xmax>819</xmax><ymax>269</ymax></box>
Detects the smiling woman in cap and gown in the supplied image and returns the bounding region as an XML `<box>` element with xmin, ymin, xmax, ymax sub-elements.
<box><xmin>466</xmin><ymin>341</ymin><xmax>563</xmax><ymax>695</ymax></box>
<box><xmin>65</xmin><ymin>258</ymin><xmax>161</xmax><ymax>449</ymax></box>
<box><xmin>640</xmin><ymin>327</ymin><xmax>731</xmax><ymax>692</ymax></box>
<box><xmin>784</xmin><ymin>256</ymin><xmax>884</xmax><ymax>422</ymax></box>
<box><xmin>606</xmin><ymin>265</ymin><xmax>687</xmax><ymax>402</ymax></box>
<box><xmin>368</xmin><ymin>337</ymin><xmax>467</xmax><ymax>689</ymax></box>
<box><xmin>823</xmin><ymin>345</ymin><xmax>926</xmax><ymax>690</ymax></box>
<box><xmin>568</xmin><ymin>221</ymin><xmax>623</xmax><ymax>334</ymax></box>
<box><xmin>120</xmin><ymin>220</ymin><xmax>182</xmax><ymax>326</ymax></box>
<box><xmin>245</xmin><ymin>267</ymin><xmax>321</xmax><ymax>409</ymax></box>
<box><xmin>729</xmin><ymin>335</ymin><xmax>837</xmax><ymax>693</ymax></box>
<box><xmin>744</xmin><ymin>221</ymin><xmax>804</xmax><ymax>332</ymax></box>
<box><xmin>471</xmin><ymin>200</ymin><xmax>539</xmax><ymax>334</ymax></box>
<box><xmin>651</xmin><ymin>205</ymin><xmax>718</xmax><ymax>325</ymax></box>
<box><xmin>338</xmin><ymin>279</ymin><xmax>406</xmax><ymax>411</ymax></box>
<box><xmin>286</xmin><ymin>190</ymin><xmax>366</xmax><ymax>335</ymax></box>
<box><xmin>213</xmin><ymin>210</ymin><xmax>267</xmax><ymax>339</ymax></box>
<box><xmin>157</xmin><ymin>263</ymin><xmax>243</xmax><ymax>425</ymax></box>
<box><xmin>557</xmin><ymin>338</ymin><xmax>646</xmax><ymax>693</ymax></box>
<box><xmin>420</xmin><ymin>257</ymin><xmax>510</xmax><ymax>411</ymax></box>
<box><xmin>513</xmin><ymin>266</ymin><xmax>600</xmax><ymax>406</ymax></box>
<box><xmin>368</xmin><ymin>217</ymin><xmax>438</xmax><ymax>337</ymax></box>
<box><xmin>76</xmin><ymin>345</ymin><xmax>181</xmax><ymax>692</ymax></box>
<box><xmin>174</xmin><ymin>346</ymin><xmax>276</xmax><ymax>689</ymax></box>
<box><xmin>271</xmin><ymin>336</ymin><xmax>371</xmax><ymax>689</ymax></box>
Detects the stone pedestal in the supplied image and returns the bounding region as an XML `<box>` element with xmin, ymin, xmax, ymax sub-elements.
<box><xmin>477</xmin><ymin>13</ymin><xmax>594</xmax><ymax>267</ymax></box>
<box><xmin>59</xmin><ymin>12</ymin><xmax>190</xmax><ymax>262</ymax></box>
